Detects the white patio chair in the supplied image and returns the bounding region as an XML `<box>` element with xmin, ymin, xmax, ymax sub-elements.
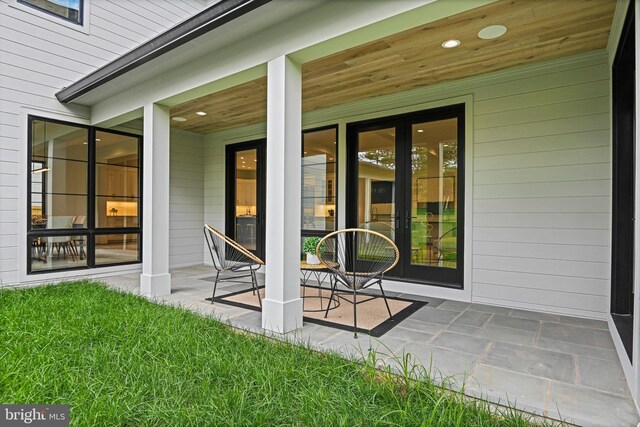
<box><xmin>317</xmin><ymin>228</ymin><xmax>400</xmax><ymax>338</ymax></box>
<box><xmin>203</xmin><ymin>224</ymin><xmax>264</xmax><ymax>306</ymax></box>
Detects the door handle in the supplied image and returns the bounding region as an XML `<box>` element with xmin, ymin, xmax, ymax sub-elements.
<box><xmin>405</xmin><ymin>210</ymin><xmax>411</xmax><ymax>229</ymax></box>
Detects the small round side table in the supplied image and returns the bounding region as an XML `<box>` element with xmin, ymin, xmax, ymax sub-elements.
<box><xmin>300</xmin><ymin>260</ymin><xmax>340</xmax><ymax>312</ymax></box>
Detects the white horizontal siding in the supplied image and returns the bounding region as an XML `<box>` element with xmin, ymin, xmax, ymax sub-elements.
<box><xmin>0</xmin><ymin>0</ymin><xmax>206</xmax><ymax>284</ymax></box>
<box><xmin>473</xmin><ymin>241</ymin><xmax>608</xmax><ymax>263</ymax></box>
<box><xmin>170</xmin><ymin>130</ymin><xmax>204</xmax><ymax>268</ymax></box>
<box><xmin>470</xmin><ymin>54</ymin><xmax>610</xmax><ymax>318</ymax></box>
<box><xmin>203</xmin><ymin>138</ymin><xmax>225</xmax><ymax>266</ymax></box>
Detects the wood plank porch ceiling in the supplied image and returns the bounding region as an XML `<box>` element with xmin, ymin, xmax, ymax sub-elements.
<box><xmin>170</xmin><ymin>0</ymin><xmax>616</xmax><ymax>134</ymax></box>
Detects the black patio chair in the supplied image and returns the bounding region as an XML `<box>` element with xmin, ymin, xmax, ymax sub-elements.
<box><xmin>317</xmin><ymin>228</ymin><xmax>400</xmax><ymax>338</ymax></box>
<box><xmin>203</xmin><ymin>224</ymin><xmax>264</xmax><ymax>306</ymax></box>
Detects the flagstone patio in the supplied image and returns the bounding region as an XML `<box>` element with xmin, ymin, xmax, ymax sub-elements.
<box><xmin>101</xmin><ymin>265</ymin><xmax>639</xmax><ymax>426</ymax></box>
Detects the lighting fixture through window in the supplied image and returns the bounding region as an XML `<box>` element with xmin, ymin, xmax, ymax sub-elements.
<box><xmin>196</xmin><ymin>111</ymin><xmax>207</xmax><ymax>116</ymax></box>
<box><xmin>441</xmin><ymin>39</ymin><xmax>461</xmax><ymax>48</ymax></box>
<box><xmin>172</xmin><ymin>117</ymin><xmax>187</xmax><ymax>122</ymax></box>
<box><xmin>417</xmin><ymin>129</ymin><xmax>424</xmax><ymax>133</ymax></box>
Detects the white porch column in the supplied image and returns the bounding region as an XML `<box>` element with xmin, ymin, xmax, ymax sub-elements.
<box><xmin>140</xmin><ymin>103</ymin><xmax>171</xmax><ymax>297</ymax></box>
<box><xmin>262</xmin><ymin>55</ymin><xmax>303</xmax><ymax>333</ymax></box>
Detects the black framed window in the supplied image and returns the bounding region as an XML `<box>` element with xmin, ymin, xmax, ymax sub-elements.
<box><xmin>301</xmin><ymin>125</ymin><xmax>338</xmax><ymax>254</ymax></box>
<box><xmin>18</xmin><ymin>0</ymin><xmax>83</xmax><ymax>25</ymax></box>
<box><xmin>27</xmin><ymin>116</ymin><xmax>142</xmax><ymax>274</ymax></box>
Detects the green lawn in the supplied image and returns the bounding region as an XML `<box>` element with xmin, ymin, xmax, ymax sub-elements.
<box><xmin>0</xmin><ymin>281</ymin><xmax>542</xmax><ymax>426</ymax></box>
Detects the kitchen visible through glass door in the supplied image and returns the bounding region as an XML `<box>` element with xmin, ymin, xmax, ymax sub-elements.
<box><xmin>226</xmin><ymin>140</ymin><xmax>266</xmax><ymax>259</ymax></box>
<box><xmin>235</xmin><ymin>148</ymin><xmax>257</xmax><ymax>250</ymax></box>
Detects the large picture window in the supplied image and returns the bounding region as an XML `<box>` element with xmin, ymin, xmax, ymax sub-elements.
<box><xmin>27</xmin><ymin>116</ymin><xmax>141</xmax><ymax>274</ymax></box>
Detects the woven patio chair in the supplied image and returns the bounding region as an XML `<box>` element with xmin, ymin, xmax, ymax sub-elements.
<box><xmin>203</xmin><ymin>225</ymin><xmax>264</xmax><ymax>306</ymax></box>
<box><xmin>317</xmin><ymin>228</ymin><xmax>400</xmax><ymax>338</ymax></box>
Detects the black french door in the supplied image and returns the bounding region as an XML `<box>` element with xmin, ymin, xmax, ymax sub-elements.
<box><xmin>225</xmin><ymin>139</ymin><xmax>266</xmax><ymax>260</ymax></box>
<box><xmin>347</xmin><ymin>104</ymin><xmax>465</xmax><ymax>288</ymax></box>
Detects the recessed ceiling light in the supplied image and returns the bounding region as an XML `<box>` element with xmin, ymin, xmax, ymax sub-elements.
<box><xmin>82</xmin><ymin>142</ymin><xmax>88</xmax><ymax>145</ymax></box>
<box><xmin>240</xmin><ymin>157</ymin><xmax>244</xmax><ymax>160</ymax></box>
<box><xmin>417</xmin><ymin>129</ymin><xmax>424</xmax><ymax>133</ymax></box>
<box><xmin>478</xmin><ymin>25</ymin><xmax>507</xmax><ymax>40</ymax></box>
<box><xmin>441</xmin><ymin>39</ymin><xmax>461</xmax><ymax>49</ymax></box>
<box><xmin>95</xmin><ymin>138</ymin><xmax>101</xmax><ymax>142</ymax></box>
<box><xmin>254</xmin><ymin>159</ymin><xmax>257</xmax><ymax>162</ymax></box>
<box><xmin>172</xmin><ymin>116</ymin><xmax>187</xmax><ymax>122</ymax></box>
<box><xmin>304</xmin><ymin>151</ymin><xmax>307</xmax><ymax>154</ymax></box>
<box><xmin>329</xmin><ymin>157</ymin><xmax>334</xmax><ymax>161</ymax></box>
<box><xmin>195</xmin><ymin>111</ymin><xmax>207</xmax><ymax>116</ymax></box>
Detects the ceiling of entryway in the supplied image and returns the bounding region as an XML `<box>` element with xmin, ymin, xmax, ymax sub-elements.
<box><xmin>169</xmin><ymin>0</ymin><xmax>616</xmax><ymax>134</ymax></box>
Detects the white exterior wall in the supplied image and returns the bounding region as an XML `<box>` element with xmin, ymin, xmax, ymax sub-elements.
<box><xmin>203</xmin><ymin>134</ymin><xmax>225</xmax><ymax>239</ymax></box>
<box><xmin>170</xmin><ymin>129</ymin><xmax>204</xmax><ymax>268</ymax></box>
<box><xmin>0</xmin><ymin>0</ymin><xmax>206</xmax><ymax>285</ymax></box>
<box><xmin>469</xmin><ymin>60</ymin><xmax>609</xmax><ymax>317</ymax></box>
<box><xmin>203</xmin><ymin>51</ymin><xmax>610</xmax><ymax>319</ymax></box>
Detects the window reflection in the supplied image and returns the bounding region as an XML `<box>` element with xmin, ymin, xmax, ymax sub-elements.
<box><xmin>30</xmin><ymin>235</ymin><xmax>87</xmax><ymax>272</ymax></box>
<box><xmin>302</xmin><ymin>128</ymin><xmax>337</xmax><ymax>232</ymax></box>
<box><xmin>357</xmin><ymin>128</ymin><xmax>396</xmax><ymax>241</ymax></box>
<box><xmin>410</xmin><ymin>119</ymin><xmax>458</xmax><ymax>268</ymax></box>
<box><xmin>95</xmin><ymin>131</ymin><xmax>140</xmax><ymax>229</ymax></box>
<box><xmin>18</xmin><ymin>0</ymin><xmax>83</xmax><ymax>24</ymax></box>
<box><xmin>95</xmin><ymin>234</ymin><xmax>139</xmax><ymax>265</ymax></box>
<box><xmin>30</xmin><ymin>120</ymin><xmax>88</xmax><ymax>230</ymax></box>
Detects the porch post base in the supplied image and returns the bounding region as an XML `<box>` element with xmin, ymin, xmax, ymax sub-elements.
<box><xmin>261</xmin><ymin>297</ymin><xmax>303</xmax><ymax>333</ymax></box>
<box><xmin>140</xmin><ymin>273</ymin><xmax>171</xmax><ymax>297</ymax></box>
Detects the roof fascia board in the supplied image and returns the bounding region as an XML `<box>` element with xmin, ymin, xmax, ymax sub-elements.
<box><xmin>55</xmin><ymin>0</ymin><xmax>271</xmax><ymax>103</ymax></box>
